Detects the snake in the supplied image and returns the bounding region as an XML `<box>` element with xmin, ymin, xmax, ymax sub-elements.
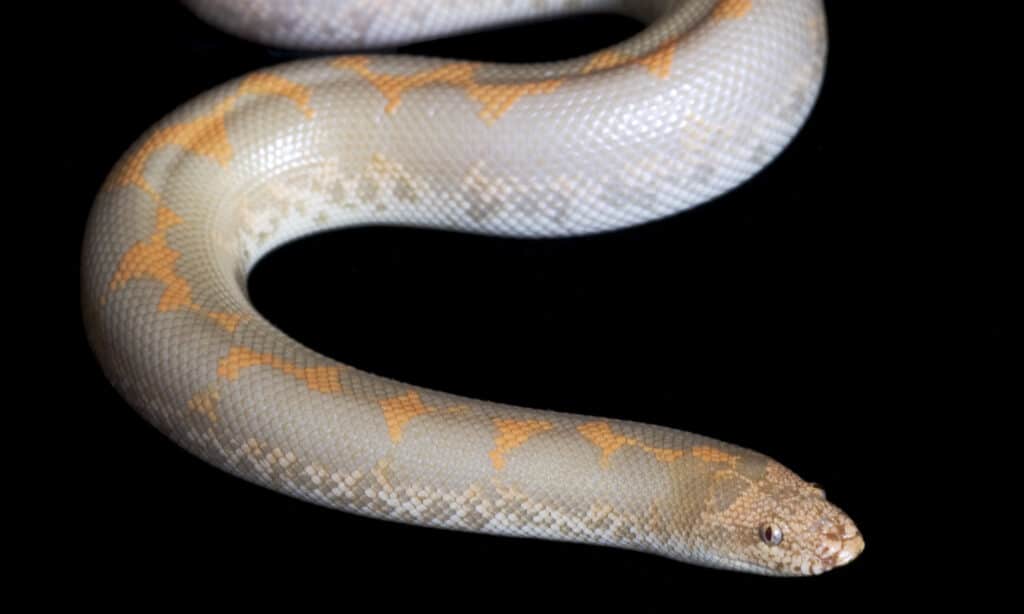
<box><xmin>81</xmin><ymin>0</ymin><xmax>863</xmax><ymax>576</ymax></box>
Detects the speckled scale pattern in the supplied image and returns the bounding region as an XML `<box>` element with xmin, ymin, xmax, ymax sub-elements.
<box><xmin>81</xmin><ymin>0</ymin><xmax>864</xmax><ymax>575</ymax></box>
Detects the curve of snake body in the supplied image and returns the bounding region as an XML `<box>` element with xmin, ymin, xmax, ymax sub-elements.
<box><xmin>81</xmin><ymin>0</ymin><xmax>863</xmax><ymax>575</ymax></box>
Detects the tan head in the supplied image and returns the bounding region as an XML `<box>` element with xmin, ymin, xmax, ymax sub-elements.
<box><xmin>688</xmin><ymin>460</ymin><xmax>864</xmax><ymax>576</ymax></box>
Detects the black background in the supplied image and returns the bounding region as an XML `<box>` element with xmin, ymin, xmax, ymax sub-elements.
<box><xmin>48</xmin><ymin>1</ymin><xmax>1001</xmax><ymax>608</ymax></box>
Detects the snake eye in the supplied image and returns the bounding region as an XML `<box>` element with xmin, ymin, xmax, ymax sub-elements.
<box><xmin>760</xmin><ymin>523</ymin><xmax>783</xmax><ymax>545</ymax></box>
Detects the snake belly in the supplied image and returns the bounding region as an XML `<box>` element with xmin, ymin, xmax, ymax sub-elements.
<box><xmin>81</xmin><ymin>0</ymin><xmax>864</xmax><ymax>575</ymax></box>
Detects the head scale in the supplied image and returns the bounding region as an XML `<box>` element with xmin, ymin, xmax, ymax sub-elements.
<box><xmin>689</xmin><ymin>460</ymin><xmax>864</xmax><ymax>576</ymax></box>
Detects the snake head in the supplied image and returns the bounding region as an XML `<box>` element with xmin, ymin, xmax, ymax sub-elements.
<box><xmin>694</xmin><ymin>460</ymin><xmax>864</xmax><ymax>576</ymax></box>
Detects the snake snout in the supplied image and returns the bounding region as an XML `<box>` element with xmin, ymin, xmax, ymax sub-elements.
<box><xmin>834</xmin><ymin>526</ymin><xmax>865</xmax><ymax>567</ymax></box>
<box><xmin>814</xmin><ymin>516</ymin><xmax>864</xmax><ymax>573</ymax></box>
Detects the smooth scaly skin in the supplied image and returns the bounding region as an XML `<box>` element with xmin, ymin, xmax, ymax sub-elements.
<box><xmin>81</xmin><ymin>0</ymin><xmax>863</xmax><ymax>575</ymax></box>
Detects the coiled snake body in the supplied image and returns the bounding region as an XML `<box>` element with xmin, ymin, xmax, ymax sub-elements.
<box><xmin>81</xmin><ymin>0</ymin><xmax>863</xmax><ymax>575</ymax></box>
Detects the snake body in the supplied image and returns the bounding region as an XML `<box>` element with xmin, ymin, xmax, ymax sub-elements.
<box><xmin>81</xmin><ymin>0</ymin><xmax>863</xmax><ymax>575</ymax></box>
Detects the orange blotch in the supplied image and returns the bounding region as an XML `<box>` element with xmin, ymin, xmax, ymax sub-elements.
<box><xmin>238</xmin><ymin>72</ymin><xmax>316</xmax><ymax>119</ymax></box>
<box><xmin>489</xmin><ymin>418</ymin><xmax>554</xmax><ymax>470</ymax></box>
<box><xmin>712</xmin><ymin>0</ymin><xmax>753</xmax><ymax>20</ymax></box>
<box><xmin>584</xmin><ymin>41</ymin><xmax>680</xmax><ymax>80</ymax></box>
<box><xmin>105</xmin><ymin>208</ymin><xmax>248</xmax><ymax>331</ymax></box>
<box><xmin>109</xmin><ymin>96</ymin><xmax>238</xmax><ymax>197</ymax></box>
<box><xmin>584</xmin><ymin>50</ymin><xmax>627</xmax><ymax>73</ymax></box>
<box><xmin>107</xmin><ymin>72</ymin><xmax>313</xmax><ymax>200</ymax></box>
<box><xmin>217</xmin><ymin>346</ymin><xmax>342</xmax><ymax>393</ymax></box>
<box><xmin>648</xmin><ymin>447</ymin><xmax>686</xmax><ymax>463</ymax></box>
<box><xmin>107</xmin><ymin>206</ymin><xmax>198</xmax><ymax>313</ymax></box>
<box><xmin>188</xmin><ymin>386</ymin><xmax>221</xmax><ymax>421</ymax></box>
<box><xmin>333</xmin><ymin>57</ymin><xmax>473</xmax><ymax>114</ymax></box>
<box><xmin>333</xmin><ymin>57</ymin><xmax>565</xmax><ymax>124</ymax></box>
<box><xmin>465</xmin><ymin>78</ymin><xmax>564</xmax><ymax>124</ymax></box>
<box><xmin>206</xmin><ymin>312</ymin><xmax>248</xmax><ymax>333</ymax></box>
<box><xmin>577</xmin><ymin>421</ymin><xmax>685</xmax><ymax>468</ymax></box>
<box><xmin>691</xmin><ymin>446</ymin><xmax>740</xmax><ymax>467</ymax></box>
<box><xmin>378</xmin><ymin>391</ymin><xmax>434</xmax><ymax>443</ymax></box>
<box><xmin>577</xmin><ymin>421</ymin><xmax>633</xmax><ymax>468</ymax></box>
<box><xmin>102</xmin><ymin>72</ymin><xmax>314</xmax><ymax>327</ymax></box>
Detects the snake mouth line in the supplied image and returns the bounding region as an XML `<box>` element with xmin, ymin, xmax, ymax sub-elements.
<box><xmin>833</xmin><ymin>532</ymin><xmax>865</xmax><ymax>567</ymax></box>
<box><xmin>814</xmin><ymin>529</ymin><xmax>864</xmax><ymax>574</ymax></box>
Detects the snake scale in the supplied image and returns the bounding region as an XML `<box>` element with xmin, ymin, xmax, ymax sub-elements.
<box><xmin>81</xmin><ymin>0</ymin><xmax>863</xmax><ymax>575</ymax></box>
